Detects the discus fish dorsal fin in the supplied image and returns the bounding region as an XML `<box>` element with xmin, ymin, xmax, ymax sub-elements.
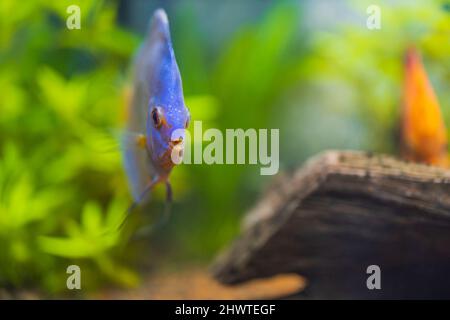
<box><xmin>144</xmin><ymin>9</ymin><xmax>184</xmax><ymax>109</ymax></box>
<box><xmin>147</xmin><ymin>9</ymin><xmax>170</xmax><ymax>42</ymax></box>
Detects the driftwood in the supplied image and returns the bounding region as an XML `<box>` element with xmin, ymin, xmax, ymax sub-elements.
<box><xmin>212</xmin><ymin>150</ymin><xmax>450</xmax><ymax>299</ymax></box>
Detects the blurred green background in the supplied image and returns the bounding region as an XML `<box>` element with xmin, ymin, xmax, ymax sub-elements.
<box><xmin>0</xmin><ymin>0</ymin><xmax>449</xmax><ymax>296</ymax></box>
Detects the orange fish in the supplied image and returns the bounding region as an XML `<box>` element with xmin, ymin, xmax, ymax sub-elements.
<box><xmin>400</xmin><ymin>47</ymin><xmax>448</xmax><ymax>167</ymax></box>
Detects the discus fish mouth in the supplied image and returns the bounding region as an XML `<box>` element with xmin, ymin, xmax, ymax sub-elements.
<box><xmin>169</xmin><ymin>137</ymin><xmax>184</xmax><ymax>163</ymax></box>
<box><xmin>169</xmin><ymin>137</ymin><xmax>183</xmax><ymax>147</ymax></box>
<box><xmin>158</xmin><ymin>139</ymin><xmax>184</xmax><ymax>169</ymax></box>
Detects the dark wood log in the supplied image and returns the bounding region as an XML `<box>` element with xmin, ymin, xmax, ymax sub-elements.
<box><xmin>211</xmin><ymin>150</ymin><xmax>450</xmax><ymax>299</ymax></box>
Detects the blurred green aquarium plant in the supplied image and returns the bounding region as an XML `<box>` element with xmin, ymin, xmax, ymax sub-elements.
<box><xmin>0</xmin><ymin>0</ymin><xmax>141</xmax><ymax>293</ymax></box>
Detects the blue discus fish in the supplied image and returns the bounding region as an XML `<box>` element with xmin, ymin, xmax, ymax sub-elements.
<box><xmin>122</xmin><ymin>9</ymin><xmax>189</xmax><ymax>222</ymax></box>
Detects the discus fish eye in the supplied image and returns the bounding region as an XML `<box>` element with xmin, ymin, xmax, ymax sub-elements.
<box><xmin>151</xmin><ymin>107</ymin><xmax>163</xmax><ymax>128</ymax></box>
